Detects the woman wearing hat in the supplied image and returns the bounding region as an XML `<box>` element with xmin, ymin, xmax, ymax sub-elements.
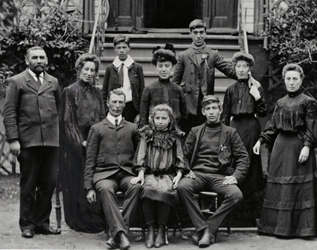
<box><xmin>220</xmin><ymin>52</ymin><xmax>267</xmax><ymax>221</ymax></box>
<box><xmin>139</xmin><ymin>44</ymin><xmax>187</xmax><ymax>129</ymax></box>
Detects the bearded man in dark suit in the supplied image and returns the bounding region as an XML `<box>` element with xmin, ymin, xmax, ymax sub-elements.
<box><xmin>3</xmin><ymin>46</ymin><xmax>62</xmax><ymax>238</ymax></box>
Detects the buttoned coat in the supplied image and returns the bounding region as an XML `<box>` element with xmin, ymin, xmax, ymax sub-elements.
<box><xmin>184</xmin><ymin>123</ymin><xmax>250</xmax><ymax>184</ymax></box>
<box><xmin>4</xmin><ymin>69</ymin><xmax>61</xmax><ymax>148</ymax></box>
<box><xmin>102</xmin><ymin>62</ymin><xmax>145</xmax><ymax>112</ymax></box>
<box><xmin>172</xmin><ymin>47</ymin><xmax>236</xmax><ymax>115</ymax></box>
<box><xmin>84</xmin><ymin>118</ymin><xmax>139</xmax><ymax>190</ymax></box>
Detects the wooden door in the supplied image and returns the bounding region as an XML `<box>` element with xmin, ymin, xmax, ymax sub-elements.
<box><xmin>108</xmin><ymin>0</ymin><xmax>136</xmax><ymax>27</ymax></box>
<box><xmin>206</xmin><ymin>0</ymin><xmax>238</xmax><ymax>28</ymax></box>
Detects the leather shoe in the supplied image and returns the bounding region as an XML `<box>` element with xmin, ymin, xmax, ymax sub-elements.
<box><xmin>198</xmin><ymin>228</ymin><xmax>210</xmax><ymax>248</ymax></box>
<box><xmin>191</xmin><ymin>231</ymin><xmax>201</xmax><ymax>245</ymax></box>
<box><xmin>106</xmin><ymin>237</ymin><xmax>119</xmax><ymax>249</ymax></box>
<box><xmin>22</xmin><ymin>229</ymin><xmax>34</xmax><ymax>238</ymax></box>
<box><xmin>119</xmin><ymin>232</ymin><xmax>131</xmax><ymax>250</ymax></box>
<box><xmin>34</xmin><ymin>226</ymin><xmax>61</xmax><ymax>235</ymax></box>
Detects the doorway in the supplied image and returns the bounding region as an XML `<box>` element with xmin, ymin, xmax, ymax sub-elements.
<box><xmin>144</xmin><ymin>0</ymin><xmax>200</xmax><ymax>28</ymax></box>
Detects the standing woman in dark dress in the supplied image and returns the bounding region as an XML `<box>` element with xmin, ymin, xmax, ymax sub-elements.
<box><xmin>253</xmin><ymin>63</ymin><xmax>317</xmax><ymax>237</ymax></box>
<box><xmin>221</xmin><ymin>52</ymin><xmax>267</xmax><ymax>220</ymax></box>
<box><xmin>60</xmin><ymin>53</ymin><xmax>106</xmax><ymax>232</ymax></box>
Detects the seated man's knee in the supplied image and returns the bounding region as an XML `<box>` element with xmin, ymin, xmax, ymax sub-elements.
<box><xmin>231</xmin><ymin>188</ymin><xmax>243</xmax><ymax>204</ymax></box>
<box><xmin>177</xmin><ymin>179</ymin><xmax>193</xmax><ymax>195</ymax></box>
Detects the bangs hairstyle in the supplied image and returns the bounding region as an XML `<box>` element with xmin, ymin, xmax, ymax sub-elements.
<box><xmin>282</xmin><ymin>63</ymin><xmax>305</xmax><ymax>79</ymax></box>
<box><xmin>201</xmin><ymin>95</ymin><xmax>222</xmax><ymax>110</ymax></box>
<box><xmin>75</xmin><ymin>53</ymin><xmax>100</xmax><ymax>73</ymax></box>
<box><xmin>150</xmin><ymin>104</ymin><xmax>176</xmax><ymax>130</ymax></box>
<box><xmin>151</xmin><ymin>49</ymin><xmax>177</xmax><ymax>66</ymax></box>
<box><xmin>113</xmin><ymin>35</ymin><xmax>130</xmax><ymax>47</ymax></box>
<box><xmin>232</xmin><ymin>52</ymin><xmax>254</xmax><ymax>68</ymax></box>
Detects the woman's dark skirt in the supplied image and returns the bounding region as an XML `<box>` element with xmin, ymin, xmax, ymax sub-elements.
<box><xmin>258</xmin><ymin>131</ymin><xmax>317</xmax><ymax>237</ymax></box>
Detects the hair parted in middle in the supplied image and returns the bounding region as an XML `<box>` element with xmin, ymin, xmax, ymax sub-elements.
<box><xmin>150</xmin><ymin>103</ymin><xmax>176</xmax><ymax>131</ymax></box>
<box><xmin>151</xmin><ymin>43</ymin><xmax>177</xmax><ymax>66</ymax></box>
<box><xmin>231</xmin><ymin>51</ymin><xmax>254</xmax><ymax>68</ymax></box>
<box><xmin>282</xmin><ymin>63</ymin><xmax>305</xmax><ymax>79</ymax></box>
<box><xmin>75</xmin><ymin>53</ymin><xmax>100</xmax><ymax>73</ymax></box>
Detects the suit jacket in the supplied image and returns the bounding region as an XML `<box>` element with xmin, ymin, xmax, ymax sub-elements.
<box><xmin>172</xmin><ymin>47</ymin><xmax>236</xmax><ymax>115</ymax></box>
<box><xmin>184</xmin><ymin>123</ymin><xmax>249</xmax><ymax>184</ymax></box>
<box><xmin>84</xmin><ymin>118</ymin><xmax>139</xmax><ymax>190</ymax></box>
<box><xmin>102</xmin><ymin>62</ymin><xmax>145</xmax><ymax>112</ymax></box>
<box><xmin>3</xmin><ymin>69</ymin><xmax>61</xmax><ymax>148</ymax></box>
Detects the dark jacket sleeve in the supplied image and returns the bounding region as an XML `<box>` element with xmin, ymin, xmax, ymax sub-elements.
<box><xmin>84</xmin><ymin>126</ymin><xmax>100</xmax><ymax>190</ymax></box>
<box><xmin>214</xmin><ymin>50</ymin><xmax>236</xmax><ymax>79</ymax></box>
<box><xmin>184</xmin><ymin>128</ymin><xmax>197</xmax><ymax>169</ymax></box>
<box><xmin>220</xmin><ymin>87</ymin><xmax>231</xmax><ymax>125</ymax></box>
<box><xmin>179</xmin><ymin>87</ymin><xmax>188</xmax><ymax>119</ymax></box>
<box><xmin>172</xmin><ymin>53</ymin><xmax>185</xmax><ymax>85</ymax></box>
<box><xmin>137</xmin><ymin>64</ymin><xmax>145</xmax><ymax>109</ymax></box>
<box><xmin>3</xmin><ymin>77</ymin><xmax>20</xmax><ymax>142</ymax></box>
<box><xmin>139</xmin><ymin>87</ymin><xmax>151</xmax><ymax>128</ymax></box>
<box><xmin>230</xmin><ymin>129</ymin><xmax>250</xmax><ymax>183</ymax></box>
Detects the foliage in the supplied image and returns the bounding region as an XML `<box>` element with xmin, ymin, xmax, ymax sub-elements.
<box><xmin>264</xmin><ymin>0</ymin><xmax>317</xmax><ymax>98</ymax></box>
<box><xmin>0</xmin><ymin>0</ymin><xmax>89</xmax><ymax>89</ymax></box>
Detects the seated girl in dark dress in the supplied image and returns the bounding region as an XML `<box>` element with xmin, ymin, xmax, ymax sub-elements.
<box><xmin>131</xmin><ymin>104</ymin><xmax>189</xmax><ymax>248</ymax></box>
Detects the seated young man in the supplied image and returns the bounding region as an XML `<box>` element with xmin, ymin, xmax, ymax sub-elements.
<box><xmin>177</xmin><ymin>95</ymin><xmax>250</xmax><ymax>248</ymax></box>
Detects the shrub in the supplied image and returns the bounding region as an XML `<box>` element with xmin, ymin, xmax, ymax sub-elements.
<box><xmin>264</xmin><ymin>0</ymin><xmax>317</xmax><ymax>98</ymax></box>
<box><xmin>0</xmin><ymin>0</ymin><xmax>89</xmax><ymax>91</ymax></box>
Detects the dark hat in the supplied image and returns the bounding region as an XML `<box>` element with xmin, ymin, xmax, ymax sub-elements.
<box><xmin>232</xmin><ymin>52</ymin><xmax>254</xmax><ymax>67</ymax></box>
<box><xmin>201</xmin><ymin>95</ymin><xmax>222</xmax><ymax>107</ymax></box>
<box><xmin>151</xmin><ymin>43</ymin><xmax>177</xmax><ymax>65</ymax></box>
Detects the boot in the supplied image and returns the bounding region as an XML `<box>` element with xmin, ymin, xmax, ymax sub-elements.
<box><xmin>145</xmin><ymin>224</ymin><xmax>155</xmax><ymax>248</ymax></box>
<box><xmin>154</xmin><ymin>224</ymin><xmax>165</xmax><ymax>248</ymax></box>
<box><xmin>118</xmin><ymin>232</ymin><xmax>131</xmax><ymax>250</ymax></box>
<box><xmin>198</xmin><ymin>228</ymin><xmax>210</xmax><ymax>248</ymax></box>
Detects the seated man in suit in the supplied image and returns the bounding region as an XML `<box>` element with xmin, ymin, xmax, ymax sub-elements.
<box><xmin>84</xmin><ymin>89</ymin><xmax>142</xmax><ymax>250</ymax></box>
<box><xmin>177</xmin><ymin>95</ymin><xmax>250</xmax><ymax>248</ymax></box>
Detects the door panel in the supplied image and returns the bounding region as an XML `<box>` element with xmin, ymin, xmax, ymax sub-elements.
<box><xmin>210</xmin><ymin>0</ymin><xmax>238</xmax><ymax>28</ymax></box>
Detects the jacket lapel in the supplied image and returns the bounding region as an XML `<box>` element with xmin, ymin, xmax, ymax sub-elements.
<box><xmin>188</xmin><ymin>48</ymin><xmax>197</xmax><ymax>67</ymax></box>
<box><xmin>38</xmin><ymin>73</ymin><xmax>52</xmax><ymax>94</ymax></box>
<box><xmin>219</xmin><ymin>124</ymin><xmax>229</xmax><ymax>153</ymax></box>
<box><xmin>25</xmin><ymin>70</ymin><xmax>40</xmax><ymax>92</ymax></box>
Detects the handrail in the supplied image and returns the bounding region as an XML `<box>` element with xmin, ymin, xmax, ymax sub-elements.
<box><xmin>239</xmin><ymin>0</ymin><xmax>249</xmax><ymax>53</ymax></box>
<box><xmin>89</xmin><ymin>1</ymin><xmax>103</xmax><ymax>54</ymax></box>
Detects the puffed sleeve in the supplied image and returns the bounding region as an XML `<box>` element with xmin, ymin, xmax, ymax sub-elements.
<box><xmin>61</xmin><ymin>87</ymin><xmax>84</xmax><ymax>150</ymax></box>
<box><xmin>254</xmin><ymin>86</ymin><xmax>267</xmax><ymax>117</ymax></box>
<box><xmin>303</xmin><ymin>98</ymin><xmax>317</xmax><ymax>147</ymax></box>
<box><xmin>258</xmin><ymin>105</ymin><xmax>279</xmax><ymax>148</ymax></box>
<box><xmin>132</xmin><ymin>137</ymin><xmax>148</xmax><ymax>173</ymax></box>
<box><xmin>175</xmin><ymin>137</ymin><xmax>189</xmax><ymax>174</ymax></box>
<box><xmin>139</xmin><ymin>87</ymin><xmax>151</xmax><ymax>128</ymax></box>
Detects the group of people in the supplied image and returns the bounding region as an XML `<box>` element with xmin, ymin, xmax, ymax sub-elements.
<box><xmin>3</xmin><ymin>18</ymin><xmax>317</xmax><ymax>250</ymax></box>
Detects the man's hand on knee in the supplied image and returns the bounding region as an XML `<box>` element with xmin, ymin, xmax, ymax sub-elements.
<box><xmin>223</xmin><ymin>176</ymin><xmax>237</xmax><ymax>185</ymax></box>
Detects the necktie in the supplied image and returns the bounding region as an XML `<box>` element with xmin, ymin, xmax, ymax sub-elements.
<box><xmin>36</xmin><ymin>76</ymin><xmax>41</xmax><ymax>88</ymax></box>
<box><xmin>115</xmin><ymin>119</ymin><xmax>119</xmax><ymax>127</ymax></box>
<box><xmin>118</xmin><ymin>63</ymin><xmax>124</xmax><ymax>87</ymax></box>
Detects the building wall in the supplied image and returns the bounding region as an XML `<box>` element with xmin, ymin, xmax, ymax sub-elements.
<box><xmin>243</xmin><ymin>0</ymin><xmax>255</xmax><ymax>33</ymax></box>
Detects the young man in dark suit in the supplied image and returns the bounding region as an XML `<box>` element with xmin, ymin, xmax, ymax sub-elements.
<box><xmin>3</xmin><ymin>46</ymin><xmax>62</xmax><ymax>238</ymax></box>
<box><xmin>102</xmin><ymin>35</ymin><xmax>145</xmax><ymax>123</ymax></box>
<box><xmin>172</xmin><ymin>19</ymin><xmax>236</xmax><ymax>134</ymax></box>
<box><xmin>84</xmin><ymin>89</ymin><xmax>142</xmax><ymax>250</ymax></box>
<box><xmin>177</xmin><ymin>95</ymin><xmax>249</xmax><ymax>248</ymax></box>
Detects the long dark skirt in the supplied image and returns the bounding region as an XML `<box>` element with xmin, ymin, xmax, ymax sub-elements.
<box><xmin>230</xmin><ymin>115</ymin><xmax>266</xmax><ymax>219</ymax></box>
<box><xmin>258</xmin><ymin>131</ymin><xmax>317</xmax><ymax>237</ymax></box>
<box><xmin>59</xmin><ymin>145</ymin><xmax>104</xmax><ymax>233</ymax></box>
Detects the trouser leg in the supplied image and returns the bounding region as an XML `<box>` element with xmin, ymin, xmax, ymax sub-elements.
<box><xmin>95</xmin><ymin>178</ymin><xmax>127</xmax><ymax>238</ymax></box>
<box><xmin>177</xmin><ymin>176</ymin><xmax>208</xmax><ymax>232</ymax></box>
<box><xmin>119</xmin><ymin>174</ymin><xmax>142</xmax><ymax>230</ymax></box>
<box><xmin>206</xmin><ymin>176</ymin><xmax>243</xmax><ymax>234</ymax></box>
<box><xmin>35</xmin><ymin>147</ymin><xmax>58</xmax><ymax>228</ymax></box>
